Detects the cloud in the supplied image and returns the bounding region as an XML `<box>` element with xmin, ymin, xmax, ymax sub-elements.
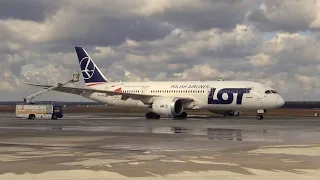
<box><xmin>0</xmin><ymin>0</ymin><xmax>64</xmax><ymax>22</ymax></box>
<box><xmin>248</xmin><ymin>0</ymin><xmax>320</xmax><ymax>32</ymax></box>
<box><xmin>0</xmin><ymin>1</ymin><xmax>174</xmax><ymax>48</ymax></box>
<box><xmin>105</xmin><ymin>24</ymin><xmax>262</xmax><ymax>80</ymax></box>
<box><xmin>250</xmin><ymin>53</ymin><xmax>272</xmax><ymax>67</ymax></box>
<box><xmin>0</xmin><ymin>0</ymin><xmax>320</xmax><ymax>101</ymax></box>
<box><xmin>180</xmin><ymin>64</ymin><xmax>235</xmax><ymax>80</ymax></box>
<box><xmin>1</xmin><ymin>0</ymin><xmax>258</xmax><ymax>47</ymax></box>
<box><xmin>145</xmin><ymin>0</ymin><xmax>258</xmax><ymax>30</ymax></box>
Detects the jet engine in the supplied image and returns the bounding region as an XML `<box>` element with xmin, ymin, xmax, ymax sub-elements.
<box><xmin>150</xmin><ymin>97</ymin><xmax>183</xmax><ymax>116</ymax></box>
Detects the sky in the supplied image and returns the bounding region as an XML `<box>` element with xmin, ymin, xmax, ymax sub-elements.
<box><xmin>1</xmin><ymin>0</ymin><xmax>320</xmax><ymax>101</ymax></box>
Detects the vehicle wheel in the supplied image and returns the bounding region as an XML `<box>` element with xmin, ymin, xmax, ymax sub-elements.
<box><xmin>52</xmin><ymin>114</ymin><xmax>58</xmax><ymax>120</ymax></box>
<box><xmin>28</xmin><ymin>114</ymin><xmax>35</xmax><ymax>120</ymax></box>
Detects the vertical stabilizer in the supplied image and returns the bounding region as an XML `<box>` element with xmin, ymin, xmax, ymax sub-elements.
<box><xmin>74</xmin><ymin>46</ymin><xmax>108</xmax><ymax>86</ymax></box>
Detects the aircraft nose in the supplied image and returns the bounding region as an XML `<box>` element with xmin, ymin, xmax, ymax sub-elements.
<box><xmin>276</xmin><ymin>96</ymin><xmax>285</xmax><ymax>107</ymax></box>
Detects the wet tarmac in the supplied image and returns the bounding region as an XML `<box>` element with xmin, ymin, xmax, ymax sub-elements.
<box><xmin>0</xmin><ymin>113</ymin><xmax>320</xmax><ymax>179</ymax></box>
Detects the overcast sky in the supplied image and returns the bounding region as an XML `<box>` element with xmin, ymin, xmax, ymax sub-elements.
<box><xmin>1</xmin><ymin>0</ymin><xmax>320</xmax><ymax>101</ymax></box>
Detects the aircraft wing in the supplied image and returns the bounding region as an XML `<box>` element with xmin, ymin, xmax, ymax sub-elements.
<box><xmin>27</xmin><ymin>83</ymin><xmax>195</xmax><ymax>104</ymax></box>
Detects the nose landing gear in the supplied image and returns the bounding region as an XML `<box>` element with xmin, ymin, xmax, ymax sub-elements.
<box><xmin>256</xmin><ymin>109</ymin><xmax>265</xmax><ymax>120</ymax></box>
<box><xmin>256</xmin><ymin>114</ymin><xmax>264</xmax><ymax>120</ymax></box>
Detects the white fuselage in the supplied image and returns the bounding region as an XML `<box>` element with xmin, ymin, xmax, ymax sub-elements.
<box><xmin>80</xmin><ymin>81</ymin><xmax>284</xmax><ymax>111</ymax></box>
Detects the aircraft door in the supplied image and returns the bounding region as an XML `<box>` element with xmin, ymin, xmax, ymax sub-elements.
<box><xmin>247</xmin><ymin>87</ymin><xmax>262</xmax><ymax>99</ymax></box>
<box><xmin>255</xmin><ymin>88</ymin><xmax>262</xmax><ymax>100</ymax></box>
<box><xmin>245</xmin><ymin>87</ymin><xmax>253</xmax><ymax>98</ymax></box>
<box><xmin>141</xmin><ymin>86</ymin><xmax>148</xmax><ymax>94</ymax></box>
<box><xmin>208</xmin><ymin>87</ymin><xmax>214</xmax><ymax>98</ymax></box>
<box><xmin>248</xmin><ymin>86</ymin><xmax>263</xmax><ymax>108</ymax></box>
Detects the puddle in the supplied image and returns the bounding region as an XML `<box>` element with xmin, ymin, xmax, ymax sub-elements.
<box><xmin>0</xmin><ymin>125</ymin><xmax>284</xmax><ymax>142</ymax></box>
<box><xmin>1</xmin><ymin>123</ymin><xmax>320</xmax><ymax>143</ymax></box>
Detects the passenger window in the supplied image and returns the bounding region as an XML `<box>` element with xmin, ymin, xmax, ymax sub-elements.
<box><xmin>265</xmin><ymin>90</ymin><xmax>271</xmax><ymax>94</ymax></box>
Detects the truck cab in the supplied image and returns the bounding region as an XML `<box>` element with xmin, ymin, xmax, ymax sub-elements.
<box><xmin>52</xmin><ymin>105</ymin><xmax>63</xmax><ymax>119</ymax></box>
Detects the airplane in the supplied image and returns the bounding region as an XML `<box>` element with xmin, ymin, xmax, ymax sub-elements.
<box><xmin>28</xmin><ymin>46</ymin><xmax>285</xmax><ymax>120</ymax></box>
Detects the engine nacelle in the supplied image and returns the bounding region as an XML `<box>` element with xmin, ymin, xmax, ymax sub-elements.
<box><xmin>150</xmin><ymin>97</ymin><xmax>183</xmax><ymax>116</ymax></box>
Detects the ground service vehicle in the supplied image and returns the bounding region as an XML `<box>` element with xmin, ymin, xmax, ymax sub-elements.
<box><xmin>15</xmin><ymin>104</ymin><xmax>63</xmax><ymax>120</ymax></box>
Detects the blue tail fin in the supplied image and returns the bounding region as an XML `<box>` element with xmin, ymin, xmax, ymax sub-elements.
<box><xmin>75</xmin><ymin>46</ymin><xmax>108</xmax><ymax>85</ymax></box>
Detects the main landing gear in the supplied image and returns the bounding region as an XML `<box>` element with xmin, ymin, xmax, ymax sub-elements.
<box><xmin>173</xmin><ymin>112</ymin><xmax>188</xmax><ymax>119</ymax></box>
<box><xmin>145</xmin><ymin>112</ymin><xmax>188</xmax><ymax>120</ymax></box>
<box><xmin>145</xmin><ymin>112</ymin><xmax>160</xmax><ymax>119</ymax></box>
<box><xmin>256</xmin><ymin>109</ymin><xmax>265</xmax><ymax>120</ymax></box>
<box><xmin>223</xmin><ymin>111</ymin><xmax>239</xmax><ymax>117</ymax></box>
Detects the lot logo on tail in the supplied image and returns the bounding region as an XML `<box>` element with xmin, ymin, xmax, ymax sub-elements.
<box><xmin>80</xmin><ymin>57</ymin><xmax>95</xmax><ymax>80</ymax></box>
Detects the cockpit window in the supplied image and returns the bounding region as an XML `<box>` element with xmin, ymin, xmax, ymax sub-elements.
<box><xmin>265</xmin><ymin>90</ymin><xmax>272</xmax><ymax>94</ymax></box>
<box><xmin>265</xmin><ymin>90</ymin><xmax>278</xmax><ymax>94</ymax></box>
<box><xmin>271</xmin><ymin>90</ymin><xmax>278</xmax><ymax>94</ymax></box>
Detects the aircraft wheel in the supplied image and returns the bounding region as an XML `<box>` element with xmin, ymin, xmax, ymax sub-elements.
<box><xmin>228</xmin><ymin>111</ymin><xmax>235</xmax><ymax>116</ymax></box>
<box><xmin>256</xmin><ymin>114</ymin><xmax>264</xmax><ymax>120</ymax></box>
<box><xmin>181</xmin><ymin>112</ymin><xmax>187</xmax><ymax>118</ymax></box>
<box><xmin>146</xmin><ymin>112</ymin><xmax>160</xmax><ymax>119</ymax></box>
<box><xmin>174</xmin><ymin>112</ymin><xmax>187</xmax><ymax>119</ymax></box>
